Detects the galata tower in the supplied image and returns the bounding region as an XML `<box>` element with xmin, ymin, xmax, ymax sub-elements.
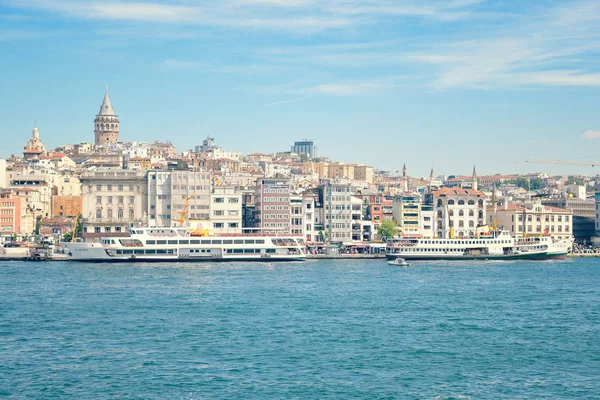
<box><xmin>94</xmin><ymin>86</ymin><xmax>119</xmax><ymax>145</ymax></box>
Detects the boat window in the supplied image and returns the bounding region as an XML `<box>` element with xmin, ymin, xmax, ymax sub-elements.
<box><xmin>234</xmin><ymin>249</ymin><xmax>244</xmax><ymax>254</ymax></box>
<box><xmin>223</xmin><ymin>240</ymin><xmax>233</xmax><ymax>244</ymax></box>
<box><xmin>134</xmin><ymin>250</ymin><xmax>144</xmax><ymax>255</ymax></box>
<box><xmin>256</xmin><ymin>239</ymin><xmax>265</xmax><ymax>244</ymax></box>
<box><xmin>145</xmin><ymin>250</ymin><xmax>156</xmax><ymax>254</ymax></box>
<box><xmin>167</xmin><ymin>249</ymin><xmax>175</xmax><ymax>254</ymax></box>
<box><xmin>179</xmin><ymin>240</ymin><xmax>189</xmax><ymax>245</ymax></box>
<box><xmin>234</xmin><ymin>239</ymin><xmax>244</xmax><ymax>244</ymax></box>
<box><xmin>157</xmin><ymin>249</ymin><xmax>167</xmax><ymax>254</ymax></box>
<box><xmin>212</xmin><ymin>240</ymin><xmax>222</xmax><ymax>245</ymax></box>
<box><xmin>201</xmin><ymin>240</ymin><xmax>211</xmax><ymax>244</ymax></box>
<box><xmin>116</xmin><ymin>250</ymin><xmax>123</xmax><ymax>255</ymax></box>
<box><xmin>266</xmin><ymin>248</ymin><xmax>276</xmax><ymax>253</ymax></box>
<box><xmin>245</xmin><ymin>240</ymin><xmax>255</xmax><ymax>244</ymax></box>
<box><xmin>123</xmin><ymin>250</ymin><xmax>133</xmax><ymax>254</ymax></box>
<box><xmin>190</xmin><ymin>240</ymin><xmax>200</xmax><ymax>245</ymax></box>
<box><xmin>244</xmin><ymin>249</ymin><xmax>254</xmax><ymax>253</ymax></box>
<box><xmin>146</xmin><ymin>240</ymin><xmax>156</xmax><ymax>245</ymax></box>
<box><xmin>157</xmin><ymin>240</ymin><xmax>166</xmax><ymax>245</ymax></box>
<box><xmin>168</xmin><ymin>240</ymin><xmax>177</xmax><ymax>245</ymax></box>
<box><xmin>226</xmin><ymin>249</ymin><xmax>233</xmax><ymax>254</ymax></box>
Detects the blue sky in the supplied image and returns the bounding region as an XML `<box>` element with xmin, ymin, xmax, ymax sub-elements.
<box><xmin>1</xmin><ymin>0</ymin><xmax>600</xmax><ymax>177</ymax></box>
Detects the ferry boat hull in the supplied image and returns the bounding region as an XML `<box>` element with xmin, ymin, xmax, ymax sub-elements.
<box><xmin>387</xmin><ymin>251</ymin><xmax>567</xmax><ymax>261</ymax></box>
<box><xmin>386</xmin><ymin>230</ymin><xmax>572</xmax><ymax>262</ymax></box>
<box><xmin>60</xmin><ymin>227</ymin><xmax>307</xmax><ymax>263</ymax></box>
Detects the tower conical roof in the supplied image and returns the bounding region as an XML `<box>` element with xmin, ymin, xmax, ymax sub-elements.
<box><xmin>98</xmin><ymin>86</ymin><xmax>116</xmax><ymax>116</ymax></box>
<box><xmin>472</xmin><ymin>165</ymin><xmax>477</xmax><ymax>179</ymax></box>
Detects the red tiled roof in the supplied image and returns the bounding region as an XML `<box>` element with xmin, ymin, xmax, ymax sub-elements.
<box><xmin>432</xmin><ymin>187</ymin><xmax>485</xmax><ymax>197</ymax></box>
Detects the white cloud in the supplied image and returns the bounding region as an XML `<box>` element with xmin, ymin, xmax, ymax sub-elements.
<box><xmin>304</xmin><ymin>82</ymin><xmax>392</xmax><ymax>95</ymax></box>
<box><xmin>581</xmin><ymin>130</ymin><xmax>600</xmax><ymax>139</ymax></box>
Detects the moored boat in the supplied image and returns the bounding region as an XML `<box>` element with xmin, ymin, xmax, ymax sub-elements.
<box><xmin>386</xmin><ymin>230</ymin><xmax>572</xmax><ymax>261</ymax></box>
<box><xmin>61</xmin><ymin>226</ymin><xmax>306</xmax><ymax>262</ymax></box>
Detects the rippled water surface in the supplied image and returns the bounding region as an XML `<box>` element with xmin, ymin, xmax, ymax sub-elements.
<box><xmin>1</xmin><ymin>258</ymin><xmax>599</xmax><ymax>399</ymax></box>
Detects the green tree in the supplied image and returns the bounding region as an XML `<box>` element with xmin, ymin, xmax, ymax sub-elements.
<box><xmin>377</xmin><ymin>220</ymin><xmax>398</xmax><ymax>240</ymax></box>
<box><xmin>62</xmin><ymin>214</ymin><xmax>83</xmax><ymax>242</ymax></box>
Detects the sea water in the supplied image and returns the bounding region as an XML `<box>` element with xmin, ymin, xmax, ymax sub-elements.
<box><xmin>1</xmin><ymin>258</ymin><xmax>599</xmax><ymax>399</ymax></box>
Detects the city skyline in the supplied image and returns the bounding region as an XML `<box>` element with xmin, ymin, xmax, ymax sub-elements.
<box><xmin>1</xmin><ymin>0</ymin><xmax>600</xmax><ymax>176</ymax></box>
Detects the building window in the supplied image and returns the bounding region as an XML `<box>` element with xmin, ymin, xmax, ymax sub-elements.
<box><xmin>107</xmin><ymin>185</ymin><xmax>112</xmax><ymax>191</ymax></box>
<box><xmin>214</xmin><ymin>223</ymin><xmax>224</xmax><ymax>228</ymax></box>
<box><xmin>96</xmin><ymin>209</ymin><xmax>102</xmax><ymax>219</ymax></box>
<box><xmin>228</xmin><ymin>198</ymin><xmax>239</xmax><ymax>203</ymax></box>
<box><xmin>229</xmin><ymin>223</ymin><xmax>238</xmax><ymax>228</ymax></box>
<box><xmin>118</xmin><ymin>185</ymin><xmax>124</xmax><ymax>191</ymax></box>
<box><xmin>214</xmin><ymin>198</ymin><xmax>224</xmax><ymax>203</ymax></box>
<box><xmin>118</xmin><ymin>209</ymin><xmax>123</xmax><ymax>218</ymax></box>
<box><xmin>96</xmin><ymin>196</ymin><xmax>102</xmax><ymax>205</ymax></box>
<box><xmin>107</xmin><ymin>209</ymin><xmax>113</xmax><ymax>218</ymax></box>
<box><xmin>105</xmin><ymin>227</ymin><xmax>111</xmax><ymax>232</ymax></box>
<box><xmin>458</xmin><ymin>200</ymin><xmax>465</xmax><ymax>205</ymax></box>
<box><xmin>214</xmin><ymin>210</ymin><xmax>224</xmax><ymax>216</ymax></box>
<box><xmin>95</xmin><ymin>227</ymin><xmax>101</xmax><ymax>233</ymax></box>
<box><xmin>129</xmin><ymin>209</ymin><xmax>134</xmax><ymax>218</ymax></box>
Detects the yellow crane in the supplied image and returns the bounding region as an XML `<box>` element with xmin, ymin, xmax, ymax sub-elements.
<box><xmin>173</xmin><ymin>195</ymin><xmax>194</xmax><ymax>226</ymax></box>
<box><xmin>526</xmin><ymin>159</ymin><xmax>600</xmax><ymax>167</ymax></box>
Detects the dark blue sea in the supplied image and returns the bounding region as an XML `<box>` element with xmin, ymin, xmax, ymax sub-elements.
<box><xmin>1</xmin><ymin>258</ymin><xmax>599</xmax><ymax>399</ymax></box>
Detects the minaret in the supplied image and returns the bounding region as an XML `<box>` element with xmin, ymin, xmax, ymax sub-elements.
<box><xmin>429</xmin><ymin>167</ymin><xmax>434</xmax><ymax>180</ymax></box>
<box><xmin>94</xmin><ymin>86</ymin><xmax>120</xmax><ymax>146</ymax></box>
<box><xmin>472</xmin><ymin>165</ymin><xmax>478</xmax><ymax>191</ymax></box>
<box><xmin>402</xmin><ymin>163</ymin><xmax>408</xmax><ymax>192</ymax></box>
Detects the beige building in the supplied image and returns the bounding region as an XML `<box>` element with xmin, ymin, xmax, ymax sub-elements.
<box><xmin>491</xmin><ymin>202</ymin><xmax>573</xmax><ymax>240</ymax></box>
<box><xmin>81</xmin><ymin>169</ymin><xmax>148</xmax><ymax>240</ymax></box>
<box><xmin>210</xmin><ymin>186</ymin><xmax>242</xmax><ymax>234</ymax></box>
<box><xmin>432</xmin><ymin>187</ymin><xmax>486</xmax><ymax>239</ymax></box>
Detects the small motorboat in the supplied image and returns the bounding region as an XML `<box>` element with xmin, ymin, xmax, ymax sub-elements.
<box><xmin>387</xmin><ymin>257</ymin><xmax>410</xmax><ymax>266</ymax></box>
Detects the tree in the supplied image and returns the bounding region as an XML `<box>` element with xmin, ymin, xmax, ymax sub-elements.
<box><xmin>62</xmin><ymin>214</ymin><xmax>83</xmax><ymax>242</ymax></box>
<box><xmin>377</xmin><ymin>220</ymin><xmax>398</xmax><ymax>240</ymax></box>
<box><xmin>506</xmin><ymin>178</ymin><xmax>546</xmax><ymax>190</ymax></box>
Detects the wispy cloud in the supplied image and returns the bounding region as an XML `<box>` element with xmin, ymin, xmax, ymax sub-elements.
<box><xmin>266</xmin><ymin>96</ymin><xmax>310</xmax><ymax>106</ymax></box>
<box><xmin>8</xmin><ymin>0</ymin><xmax>481</xmax><ymax>33</ymax></box>
<box><xmin>581</xmin><ymin>130</ymin><xmax>600</xmax><ymax>139</ymax></box>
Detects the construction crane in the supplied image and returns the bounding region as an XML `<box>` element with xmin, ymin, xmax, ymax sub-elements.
<box><xmin>526</xmin><ymin>159</ymin><xmax>600</xmax><ymax>167</ymax></box>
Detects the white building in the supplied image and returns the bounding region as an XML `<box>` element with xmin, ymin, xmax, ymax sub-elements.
<box><xmin>147</xmin><ymin>171</ymin><xmax>172</xmax><ymax>227</ymax></box>
<box><xmin>170</xmin><ymin>170</ymin><xmax>211</xmax><ymax>225</ymax></box>
<box><xmin>320</xmin><ymin>181</ymin><xmax>353</xmax><ymax>243</ymax></box>
<box><xmin>211</xmin><ymin>186</ymin><xmax>242</xmax><ymax>234</ymax></box>
<box><xmin>290</xmin><ymin>194</ymin><xmax>316</xmax><ymax>242</ymax></box>
<box><xmin>492</xmin><ymin>202</ymin><xmax>573</xmax><ymax>241</ymax></box>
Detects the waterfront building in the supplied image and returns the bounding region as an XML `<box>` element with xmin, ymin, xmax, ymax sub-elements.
<box><xmin>211</xmin><ymin>186</ymin><xmax>242</xmax><ymax>235</ymax></box>
<box><xmin>319</xmin><ymin>181</ymin><xmax>353</xmax><ymax>243</ymax></box>
<box><xmin>195</xmin><ymin>136</ymin><xmax>241</xmax><ymax>161</ymax></box>
<box><xmin>170</xmin><ymin>170</ymin><xmax>211</xmax><ymax>224</ymax></box>
<box><xmin>81</xmin><ymin>169</ymin><xmax>147</xmax><ymax>240</ymax></box>
<box><xmin>430</xmin><ymin>187</ymin><xmax>486</xmax><ymax>239</ymax></box>
<box><xmin>94</xmin><ymin>87</ymin><xmax>120</xmax><ymax>146</ymax></box>
<box><xmin>291</xmin><ymin>140</ymin><xmax>317</xmax><ymax>160</ymax></box>
<box><xmin>542</xmin><ymin>194</ymin><xmax>595</xmax><ymax>243</ymax></box>
<box><xmin>255</xmin><ymin>178</ymin><xmax>291</xmax><ymax>233</ymax></box>
<box><xmin>492</xmin><ymin>202</ymin><xmax>573</xmax><ymax>241</ymax></box>
<box><xmin>289</xmin><ymin>194</ymin><xmax>316</xmax><ymax>242</ymax></box>
<box><xmin>351</xmin><ymin>195</ymin><xmax>372</xmax><ymax>242</ymax></box>
<box><xmin>23</xmin><ymin>127</ymin><xmax>46</xmax><ymax>161</ymax></box>
<box><xmin>147</xmin><ymin>170</ymin><xmax>171</xmax><ymax>227</ymax></box>
<box><xmin>392</xmin><ymin>194</ymin><xmax>424</xmax><ymax>237</ymax></box>
<box><xmin>0</xmin><ymin>191</ymin><xmax>21</xmax><ymax>238</ymax></box>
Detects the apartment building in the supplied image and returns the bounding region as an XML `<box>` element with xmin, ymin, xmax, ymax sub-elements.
<box><xmin>255</xmin><ymin>178</ymin><xmax>291</xmax><ymax>233</ymax></box>
<box><xmin>211</xmin><ymin>186</ymin><xmax>242</xmax><ymax>234</ymax></box>
<box><xmin>0</xmin><ymin>191</ymin><xmax>21</xmax><ymax>238</ymax></box>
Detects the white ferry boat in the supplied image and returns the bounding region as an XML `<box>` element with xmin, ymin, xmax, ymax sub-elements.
<box><xmin>386</xmin><ymin>230</ymin><xmax>572</xmax><ymax>261</ymax></box>
<box><xmin>61</xmin><ymin>226</ymin><xmax>306</xmax><ymax>262</ymax></box>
